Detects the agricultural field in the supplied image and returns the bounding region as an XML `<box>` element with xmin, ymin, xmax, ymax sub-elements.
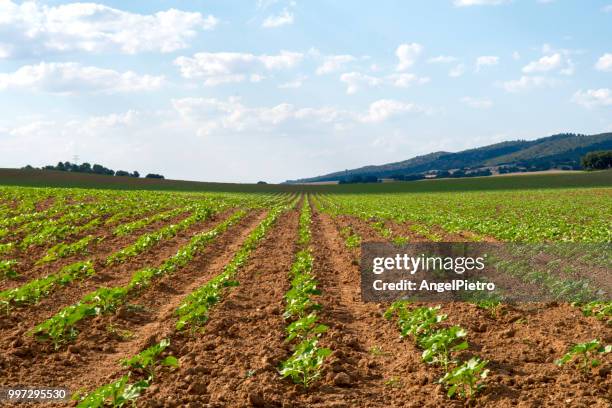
<box><xmin>0</xmin><ymin>183</ymin><xmax>610</xmax><ymax>407</ymax></box>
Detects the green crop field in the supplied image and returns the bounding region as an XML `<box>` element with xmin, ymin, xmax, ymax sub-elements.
<box><xmin>0</xmin><ymin>172</ymin><xmax>610</xmax><ymax>407</ymax></box>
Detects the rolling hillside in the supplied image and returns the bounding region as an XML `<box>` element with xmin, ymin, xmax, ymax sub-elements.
<box><xmin>288</xmin><ymin>132</ymin><xmax>612</xmax><ymax>183</ymax></box>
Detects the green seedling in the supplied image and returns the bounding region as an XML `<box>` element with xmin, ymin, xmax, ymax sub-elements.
<box><xmin>76</xmin><ymin>375</ymin><xmax>149</xmax><ymax>408</ymax></box>
<box><xmin>555</xmin><ymin>339</ymin><xmax>611</xmax><ymax>373</ymax></box>
<box><xmin>369</xmin><ymin>346</ymin><xmax>388</xmax><ymax>357</ymax></box>
<box><xmin>439</xmin><ymin>357</ymin><xmax>489</xmax><ymax>400</ymax></box>
<box><xmin>121</xmin><ymin>339</ymin><xmax>178</xmax><ymax>379</ymax></box>
<box><xmin>0</xmin><ymin>259</ymin><xmax>18</xmax><ymax>278</ymax></box>
<box><xmin>384</xmin><ymin>376</ymin><xmax>402</xmax><ymax>388</ymax></box>
<box><xmin>578</xmin><ymin>301</ymin><xmax>612</xmax><ymax>323</ymax></box>
<box><xmin>285</xmin><ymin>312</ymin><xmax>328</xmax><ymax>342</ymax></box>
<box><xmin>418</xmin><ymin>326</ymin><xmax>469</xmax><ymax>369</ymax></box>
<box><xmin>279</xmin><ymin>338</ymin><xmax>331</xmax><ymax>388</ymax></box>
<box><xmin>384</xmin><ymin>301</ymin><xmax>446</xmax><ymax>339</ymax></box>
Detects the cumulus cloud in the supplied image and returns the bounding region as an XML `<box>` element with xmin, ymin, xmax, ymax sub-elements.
<box><xmin>262</xmin><ymin>9</ymin><xmax>294</xmax><ymax>28</ymax></box>
<box><xmin>523</xmin><ymin>46</ymin><xmax>576</xmax><ymax>76</ymax></box>
<box><xmin>460</xmin><ymin>97</ymin><xmax>493</xmax><ymax>109</ymax></box>
<box><xmin>339</xmin><ymin>72</ymin><xmax>382</xmax><ymax>94</ymax></box>
<box><xmin>522</xmin><ymin>53</ymin><xmax>562</xmax><ymax>73</ymax></box>
<box><xmin>0</xmin><ymin>1</ymin><xmax>217</xmax><ymax>57</ymax></box>
<box><xmin>339</xmin><ymin>71</ymin><xmax>429</xmax><ymax>94</ymax></box>
<box><xmin>360</xmin><ymin>99</ymin><xmax>426</xmax><ymax>123</ymax></box>
<box><xmin>0</xmin><ymin>62</ymin><xmax>164</xmax><ymax>94</ymax></box>
<box><xmin>453</xmin><ymin>0</ymin><xmax>510</xmax><ymax>6</ymax></box>
<box><xmin>174</xmin><ymin>51</ymin><xmax>303</xmax><ymax>85</ymax></box>
<box><xmin>602</xmin><ymin>5</ymin><xmax>612</xmax><ymax>13</ymax></box>
<box><xmin>395</xmin><ymin>43</ymin><xmax>423</xmax><ymax>71</ymax></box>
<box><xmin>171</xmin><ymin>96</ymin><xmax>427</xmax><ymax>135</ymax></box>
<box><xmin>316</xmin><ymin>55</ymin><xmax>356</xmax><ymax>75</ymax></box>
<box><xmin>475</xmin><ymin>56</ymin><xmax>499</xmax><ymax>71</ymax></box>
<box><xmin>501</xmin><ymin>76</ymin><xmax>556</xmax><ymax>93</ymax></box>
<box><xmin>572</xmin><ymin>89</ymin><xmax>612</xmax><ymax>108</ymax></box>
<box><xmin>595</xmin><ymin>53</ymin><xmax>612</xmax><ymax>72</ymax></box>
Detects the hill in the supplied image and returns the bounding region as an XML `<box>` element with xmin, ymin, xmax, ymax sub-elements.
<box><xmin>287</xmin><ymin>132</ymin><xmax>612</xmax><ymax>183</ymax></box>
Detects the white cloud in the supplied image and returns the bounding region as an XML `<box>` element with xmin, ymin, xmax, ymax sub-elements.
<box><xmin>0</xmin><ymin>62</ymin><xmax>164</xmax><ymax>94</ymax></box>
<box><xmin>595</xmin><ymin>53</ymin><xmax>612</xmax><ymax>72</ymax></box>
<box><xmin>340</xmin><ymin>72</ymin><xmax>381</xmax><ymax>94</ymax></box>
<box><xmin>453</xmin><ymin>0</ymin><xmax>510</xmax><ymax>6</ymax></box>
<box><xmin>572</xmin><ymin>89</ymin><xmax>612</xmax><ymax>108</ymax></box>
<box><xmin>602</xmin><ymin>5</ymin><xmax>612</xmax><ymax>12</ymax></box>
<box><xmin>316</xmin><ymin>55</ymin><xmax>356</xmax><ymax>75</ymax></box>
<box><xmin>427</xmin><ymin>55</ymin><xmax>457</xmax><ymax>64</ymax></box>
<box><xmin>262</xmin><ymin>9</ymin><xmax>294</xmax><ymax>28</ymax></box>
<box><xmin>522</xmin><ymin>51</ymin><xmax>575</xmax><ymax>76</ymax></box>
<box><xmin>171</xmin><ymin>96</ymin><xmax>427</xmax><ymax>135</ymax></box>
<box><xmin>174</xmin><ymin>51</ymin><xmax>303</xmax><ymax>85</ymax></box>
<box><xmin>512</xmin><ymin>51</ymin><xmax>521</xmax><ymax>60</ymax></box>
<box><xmin>361</xmin><ymin>99</ymin><xmax>426</xmax><ymax>123</ymax></box>
<box><xmin>475</xmin><ymin>56</ymin><xmax>499</xmax><ymax>71</ymax></box>
<box><xmin>501</xmin><ymin>75</ymin><xmax>556</xmax><ymax>92</ymax></box>
<box><xmin>172</xmin><ymin>97</ymin><xmax>351</xmax><ymax>135</ymax></box>
<box><xmin>0</xmin><ymin>1</ymin><xmax>217</xmax><ymax>57</ymax></box>
<box><xmin>395</xmin><ymin>43</ymin><xmax>423</xmax><ymax>71</ymax></box>
<box><xmin>460</xmin><ymin>96</ymin><xmax>493</xmax><ymax>109</ymax></box>
<box><xmin>339</xmin><ymin>71</ymin><xmax>429</xmax><ymax>94</ymax></box>
<box><xmin>449</xmin><ymin>64</ymin><xmax>466</xmax><ymax>77</ymax></box>
<box><xmin>522</xmin><ymin>53</ymin><xmax>562</xmax><ymax>73</ymax></box>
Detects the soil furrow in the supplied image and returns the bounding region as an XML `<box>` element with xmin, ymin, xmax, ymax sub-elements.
<box><xmin>0</xmin><ymin>210</ymin><xmax>237</xmax><ymax>339</ymax></box>
<box><xmin>0</xmin><ymin>208</ymin><xmax>191</xmax><ymax>291</ymax></box>
<box><xmin>0</xmin><ymin>213</ymin><xmax>261</xmax><ymax>391</ymax></box>
<box><xmin>137</xmin><ymin>208</ymin><xmax>299</xmax><ymax>407</ymax></box>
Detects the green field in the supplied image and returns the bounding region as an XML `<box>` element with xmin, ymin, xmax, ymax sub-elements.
<box><xmin>1</xmin><ymin>167</ymin><xmax>611</xmax><ymax>194</ymax></box>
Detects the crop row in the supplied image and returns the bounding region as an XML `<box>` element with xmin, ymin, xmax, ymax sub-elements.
<box><xmin>32</xmin><ymin>209</ymin><xmax>248</xmax><ymax>348</ymax></box>
<box><xmin>279</xmin><ymin>197</ymin><xmax>331</xmax><ymax>388</ymax></box>
<box><xmin>75</xmin><ymin>339</ymin><xmax>179</xmax><ymax>407</ymax></box>
<box><xmin>75</xmin><ymin>201</ymin><xmax>293</xmax><ymax>406</ymax></box>
<box><xmin>175</xmin><ymin>204</ymin><xmax>289</xmax><ymax>330</ymax></box>
<box><xmin>384</xmin><ymin>301</ymin><xmax>489</xmax><ymax>400</ymax></box>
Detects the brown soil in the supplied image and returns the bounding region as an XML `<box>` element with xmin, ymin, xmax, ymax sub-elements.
<box><xmin>0</xmin><ymin>209</ymin><xmax>267</xmax><ymax>407</ymax></box>
<box><xmin>0</xmin><ymin>203</ymin><xmax>609</xmax><ymax>408</ymax></box>
<box><xmin>1</xmin><ymin>206</ymin><xmax>191</xmax><ymax>286</ymax></box>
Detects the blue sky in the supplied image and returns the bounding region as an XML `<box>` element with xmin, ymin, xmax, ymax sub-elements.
<box><xmin>0</xmin><ymin>0</ymin><xmax>611</xmax><ymax>183</ymax></box>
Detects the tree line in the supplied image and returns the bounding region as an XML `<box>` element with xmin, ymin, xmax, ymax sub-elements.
<box><xmin>581</xmin><ymin>151</ymin><xmax>612</xmax><ymax>170</ymax></box>
<box><xmin>23</xmin><ymin>161</ymin><xmax>165</xmax><ymax>179</ymax></box>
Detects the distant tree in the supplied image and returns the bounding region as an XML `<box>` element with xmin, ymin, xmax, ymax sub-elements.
<box><xmin>22</xmin><ymin>165</ymin><xmax>34</xmax><ymax>169</ymax></box>
<box><xmin>92</xmin><ymin>164</ymin><xmax>114</xmax><ymax>176</ymax></box>
<box><xmin>257</xmin><ymin>181</ymin><xmax>267</xmax><ymax>184</ymax></box>
<box><xmin>339</xmin><ymin>175</ymin><xmax>379</xmax><ymax>184</ymax></box>
<box><xmin>115</xmin><ymin>170</ymin><xmax>130</xmax><ymax>177</ymax></box>
<box><xmin>56</xmin><ymin>162</ymin><xmax>66</xmax><ymax>171</ymax></box>
<box><xmin>581</xmin><ymin>151</ymin><xmax>612</xmax><ymax>170</ymax></box>
<box><xmin>131</xmin><ymin>171</ymin><xmax>140</xmax><ymax>178</ymax></box>
<box><xmin>79</xmin><ymin>162</ymin><xmax>92</xmax><ymax>173</ymax></box>
<box><xmin>145</xmin><ymin>173</ymin><xmax>165</xmax><ymax>179</ymax></box>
